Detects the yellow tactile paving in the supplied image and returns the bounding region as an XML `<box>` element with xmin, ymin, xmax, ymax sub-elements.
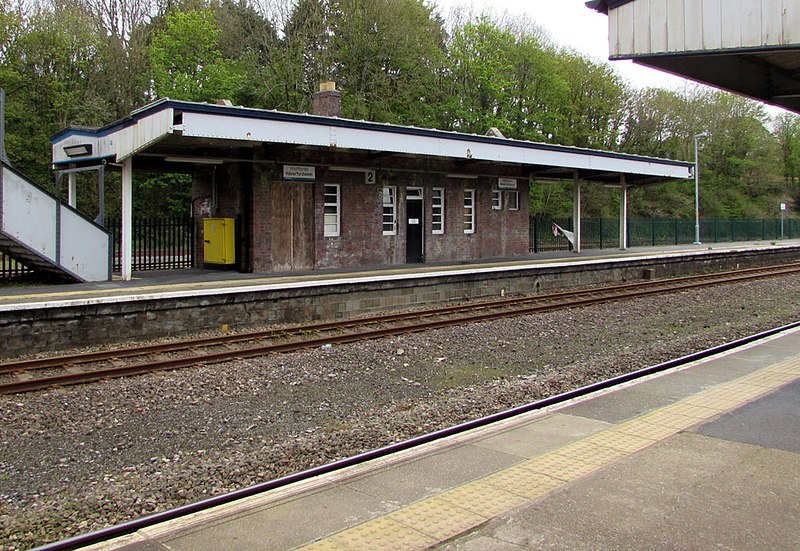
<box><xmin>518</xmin><ymin>451</ymin><xmax>605</xmax><ymax>481</ymax></box>
<box><xmin>612</xmin><ymin>419</ymin><xmax>684</xmax><ymax>441</ymax></box>
<box><xmin>298</xmin><ymin>356</ymin><xmax>800</xmax><ymax>551</ymax></box>
<box><xmin>437</xmin><ymin>481</ymin><xmax>528</xmax><ymax>518</ymax></box>
<box><xmin>636</xmin><ymin>410</ymin><xmax>701</xmax><ymax>430</ymax></box>
<box><xmin>581</xmin><ymin>429</ymin><xmax>656</xmax><ymax>454</ymax></box>
<box><xmin>388</xmin><ymin>497</ymin><xmax>487</xmax><ymax>541</ymax></box>
<box><xmin>548</xmin><ymin>440</ymin><xmax>628</xmax><ymax>467</ymax></box>
<box><xmin>681</xmin><ymin>394</ymin><xmax>752</xmax><ymax>410</ymax></box>
<box><xmin>300</xmin><ymin>539</ymin><xmax>351</xmax><ymax>551</ymax></box>
<box><xmin>658</xmin><ymin>402</ymin><xmax>721</xmax><ymax>419</ymax></box>
<box><xmin>481</xmin><ymin>465</ymin><xmax>563</xmax><ymax>499</ymax></box>
<box><xmin>711</xmin><ymin>383</ymin><xmax>776</xmax><ymax>401</ymax></box>
<box><xmin>771</xmin><ymin>362</ymin><xmax>800</xmax><ymax>374</ymax></box>
<box><xmin>328</xmin><ymin>516</ymin><xmax>437</xmax><ymax>551</ymax></box>
<box><xmin>744</xmin><ymin>371</ymin><xmax>800</xmax><ymax>385</ymax></box>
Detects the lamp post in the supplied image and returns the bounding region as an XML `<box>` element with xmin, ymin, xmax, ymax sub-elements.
<box><xmin>693</xmin><ymin>131</ymin><xmax>708</xmax><ymax>245</ymax></box>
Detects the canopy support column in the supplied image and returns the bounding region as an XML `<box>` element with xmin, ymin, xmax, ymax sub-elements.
<box><xmin>121</xmin><ymin>158</ymin><xmax>133</xmax><ymax>280</ymax></box>
<box><xmin>619</xmin><ymin>174</ymin><xmax>628</xmax><ymax>250</ymax></box>
<box><xmin>67</xmin><ymin>173</ymin><xmax>77</xmax><ymax>208</ymax></box>
<box><xmin>572</xmin><ymin>171</ymin><xmax>582</xmax><ymax>253</ymax></box>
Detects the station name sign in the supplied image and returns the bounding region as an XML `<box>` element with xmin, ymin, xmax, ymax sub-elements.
<box><xmin>283</xmin><ymin>165</ymin><xmax>316</xmax><ymax>181</ymax></box>
<box><xmin>497</xmin><ymin>178</ymin><xmax>518</xmax><ymax>189</ymax></box>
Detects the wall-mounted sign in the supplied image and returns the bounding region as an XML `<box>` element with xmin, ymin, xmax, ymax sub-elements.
<box><xmin>498</xmin><ymin>178</ymin><xmax>518</xmax><ymax>189</ymax></box>
<box><xmin>283</xmin><ymin>165</ymin><xmax>316</xmax><ymax>181</ymax></box>
<box><xmin>365</xmin><ymin>169</ymin><xmax>376</xmax><ymax>185</ymax></box>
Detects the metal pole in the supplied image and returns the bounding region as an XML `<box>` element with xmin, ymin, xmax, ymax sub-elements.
<box><xmin>693</xmin><ymin>132</ymin><xmax>707</xmax><ymax>245</ymax></box>
<box><xmin>781</xmin><ymin>204</ymin><xmax>786</xmax><ymax>239</ymax></box>
<box><xmin>121</xmin><ymin>158</ymin><xmax>133</xmax><ymax>280</ymax></box>
<box><xmin>619</xmin><ymin>174</ymin><xmax>628</xmax><ymax>250</ymax></box>
<box><xmin>573</xmin><ymin>171</ymin><xmax>581</xmax><ymax>253</ymax></box>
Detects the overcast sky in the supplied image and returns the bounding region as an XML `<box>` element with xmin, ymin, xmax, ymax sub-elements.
<box><xmin>431</xmin><ymin>0</ymin><xmax>692</xmax><ymax>90</ymax></box>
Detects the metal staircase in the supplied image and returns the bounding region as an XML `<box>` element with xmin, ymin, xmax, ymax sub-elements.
<box><xmin>0</xmin><ymin>162</ymin><xmax>111</xmax><ymax>282</ymax></box>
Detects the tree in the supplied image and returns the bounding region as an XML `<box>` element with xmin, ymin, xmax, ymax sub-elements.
<box><xmin>443</xmin><ymin>18</ymin><xmax>517</xmax><ymax>134</ymax></box>
<box><xmin>326</xmin><ymin>0</ymin><xmax>447</xmax><ymax>125</ymax></box>
<box><xmin>554</xmin><ymin>51</ymin><xmax>627</xmax><ymax>149</ymax></box>
<box><xmin>1</xmin><ymin>0</ymin><xmax>113</xmax><ymax>186</ymax></box>
<box><xmin>148</xmin><ymin>8</ymin><xmax>246</xmax><ymax>102</ymax></box>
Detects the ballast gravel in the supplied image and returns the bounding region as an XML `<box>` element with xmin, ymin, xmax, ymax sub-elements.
<box><xmin>2</xmin><ymin>276</ymin><xmax>800</xmax><ymax>549</ymax></box>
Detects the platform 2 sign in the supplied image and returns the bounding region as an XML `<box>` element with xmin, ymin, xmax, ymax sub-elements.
<box><xmin>283</xmin><ymin>165</ymin><xmax>316</xmax><ymax>181</ymax></box>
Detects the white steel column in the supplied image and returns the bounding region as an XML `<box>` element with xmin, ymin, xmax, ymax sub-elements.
<box><xmin>121</xmin><ymin>158</ymin><xmax>133</xmax><ymax>280</ymax></box>
<box><xmin>572</xmin><ymin>171</ymin><xmax>582</xmax><ymax>253</ymax></box>
<box><xmin>67</xmin><ymin>173</ymin><xmax>77</xmax><ymax>208</ymax></box>
<box><xmin>619</xmin><ymin>174</ymin><xmax>628</xmax><ymax>250</ymax></box>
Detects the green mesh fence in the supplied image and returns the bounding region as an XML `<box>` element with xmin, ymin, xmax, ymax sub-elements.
<box><xmin>531</xmin><ymin>217</ymin><xmax>799</xmax><ymax>253</ymax></box>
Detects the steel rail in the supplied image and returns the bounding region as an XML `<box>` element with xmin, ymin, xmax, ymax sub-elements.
<box><xmin>3</xmin><ymin>263</ymin><xmax>799</xmax><ymax>377</ymax></box>
<box><xmin>3</xmin><ymin>263</ymin><xmax>800</xmax><ymax>395</ymax></box>
<box><xmin>31</xmin><ymin>320</ymin><xmax>800</xmax><ymax>551</ymax></box>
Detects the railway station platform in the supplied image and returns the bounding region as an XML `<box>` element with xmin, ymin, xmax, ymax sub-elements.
<box><xmin>2</xmin><ymin>239</ymin><xmax>800</xmax><ymax>359</ymax></box>
<box><xmin>3</xmin><ymin>239</ymin><xmax>800</xmax><ymax>309</ymax></box>
<box><xmin>74</xmin><ymin>320</ymin><xmax>800</xmax><ymax>550</ymax></box>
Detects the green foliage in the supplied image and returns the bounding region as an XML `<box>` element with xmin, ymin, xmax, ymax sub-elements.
<box><xmin>148</xmin><ymin>9</ymin><xmax>246</xmax><ymax>102</ymax></box>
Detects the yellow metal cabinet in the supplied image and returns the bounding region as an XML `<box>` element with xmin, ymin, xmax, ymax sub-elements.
<box><xmin>203</xmin><ymin>218</ymin><xmax>236</xmax><ymax>265</ymax></box>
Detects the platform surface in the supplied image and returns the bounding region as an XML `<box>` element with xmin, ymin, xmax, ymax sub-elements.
<box><xmin>76</xmin><ymin>324</ymin><xmax>800</xmax><ymax>551</ymax></box>
<box><xmin>4</xmin><ymin>239</ymin><xmax>799</xmax><ymax>311</ymax></box>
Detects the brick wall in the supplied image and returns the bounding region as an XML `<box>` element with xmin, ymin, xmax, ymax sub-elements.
<box><xmin>194</xmin><ymin>150</ymin><xmax>531</xmax><ymax>273</ymax></box>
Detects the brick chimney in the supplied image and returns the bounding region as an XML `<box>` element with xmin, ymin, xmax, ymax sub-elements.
<box><xmin>312</xmin><ymin>81</ymin><xmax>342</xmax><ymax>118</ymax></box>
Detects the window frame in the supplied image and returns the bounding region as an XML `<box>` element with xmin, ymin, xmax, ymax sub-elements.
<box><xmin>323</xmin><ymin>184</ymin><xmax>340</xmax><ymax>237</ymax></box>
<box><xmin>507</xmin><ymin>190</ymin><xmax>520</xmax><ymax>211</ymax></box>
<box><xmin>463</xmin><ymin>188</ymin><xmax>476</xmax><ymax>234</ymax></box>
<box><xmin>382</xmin><ymin>186</ymin><xmax>397</xmax><ymax>236</ymax></box>
<box><xmin>432</xmin><ymin>187</ymin><xmax>445</xmax><ymax>234</ymax></box>
<box><xmin>491</xmin><ymin>190</ymin><xmax>502</xmax><ymax>210</ymax></box>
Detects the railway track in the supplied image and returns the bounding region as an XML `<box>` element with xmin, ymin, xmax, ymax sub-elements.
<box><xmin>3</xmin><ymin>262</ymin><xmax>800</xmax><ymax>395</ymax></box>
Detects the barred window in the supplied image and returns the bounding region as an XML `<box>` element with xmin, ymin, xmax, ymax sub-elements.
<box><xmin>324</xmin><ymin>184</ymin><xmax>340</xmax><ymax>237</ymax></box>
<box><xmin>507</xmin><ymin>191</ymin><xmax>519</xmax><ymax>211</ymax></box>
<box><xmin>432</xmin><ymin>188</ymin><xmax>444</xmax><ymax>234</ymax></box>
<box><xmin>383</xmin><ymin>186</ymin><xmax>397</xmax><ymax>235</ymax></box>
<box><xmin>491</xmin><ymin>190</ymin><xmax>502</xmax><ymax>210</ymax></box>
<box><xmin>464</xmin><ymin>189</ymin><xmax>475</xmax><ymax>234</ymax></box>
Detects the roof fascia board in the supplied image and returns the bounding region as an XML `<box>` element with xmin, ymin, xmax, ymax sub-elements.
<box><xmin>50</xmin><ymin>98</ymin><xmax>692</xmax><ymax>179</ymax></box>
<box><xmin>170</xmin><ymin>100</ymin><xmax>690</xmax><ymax>169</ymax></box>
<box><xmin>610</xmin><ymin>43</ymin><xmax>800</xmax><ymax>61</ymax></box>
<box><xmin>53</xmin><ymin>107</ymin><xmax>175</xmax><ymax>164</ymax></box>
<box><xmin>180</xmin><ymin>110</ymin><xmax>691</xmax><ymax>179</ymax></box>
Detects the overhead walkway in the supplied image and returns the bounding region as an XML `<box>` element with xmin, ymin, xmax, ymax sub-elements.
<box><xmin>0</xmin><ymin>161</ymin><xmax>111</xmax><ymax>282</ymax></box>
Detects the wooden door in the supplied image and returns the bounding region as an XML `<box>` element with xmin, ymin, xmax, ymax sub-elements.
<box><xmin>271</xmin><ymin>182</ymin><xmax>314</xmax><ymax>271</ymax></box>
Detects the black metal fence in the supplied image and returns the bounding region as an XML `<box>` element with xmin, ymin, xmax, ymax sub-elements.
<box><xmin>106</xmin><ymin>216</ymin><xmax>195</xmax><ymax>272</ymax></box>
<box><xmin>531</xmin><ymin>217</ymin><xmax>800</xmax><ymax>253</ymax></box>
<box><xmin>0</xmin><ymin>249</ymin><xmax>33</xmax><ymax>280</ymax></box>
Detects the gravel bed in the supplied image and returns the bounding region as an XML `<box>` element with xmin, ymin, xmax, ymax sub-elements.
<box><xmin>2</xmin><ymin>275</ymin><xmax>800</xmax><ymax>549</ymax></box>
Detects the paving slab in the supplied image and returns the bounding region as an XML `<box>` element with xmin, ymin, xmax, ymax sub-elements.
<box><xmin>343</xmin><ymin>444</ymin><xmax>521</xmax><ymax>507</ymax></box>
<box><xmin>472</xmin><ymin>413</ymin><xmax>612</xmax><ymax>458</ymax></box>
<box><xmin>163</xmin><ymin>486</ymin><xmax>389</xmax><ymax>551</ymax></box>
<box><xmin>443</xmin><ymin>432</ymin><xmax>800</xmax><ymax>551</ymax></box>
<box><xmin>695</xmin><ymin>378</ymin><xmax>800</xmax><ymax>452</ymax></box>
